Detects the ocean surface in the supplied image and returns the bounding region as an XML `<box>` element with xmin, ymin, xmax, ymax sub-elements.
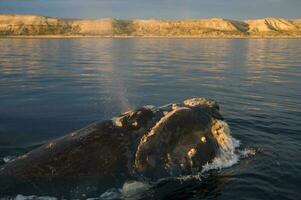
<box><xmin>0</xmin><ymin>38</ymin><xmax>301</xmax><ymax>200</ymax></box>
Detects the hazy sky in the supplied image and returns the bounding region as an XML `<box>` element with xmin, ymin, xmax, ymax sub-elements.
<box><xmin>0</xmin><ymin>0</ymin><xmax>300</xmax><ymax>19</ymax></box>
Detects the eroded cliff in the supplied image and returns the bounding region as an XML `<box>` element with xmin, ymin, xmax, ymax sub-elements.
<box><xmin>0</xmin><ymin>14</ymin><xmax>300</xmax><ymax>37</ymax></box>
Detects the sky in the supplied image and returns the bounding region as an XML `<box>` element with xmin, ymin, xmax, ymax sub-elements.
<box><xmin>0</xmin><ymin>0</ymin><xmax>300</xmax><ymax>20</ymax></box>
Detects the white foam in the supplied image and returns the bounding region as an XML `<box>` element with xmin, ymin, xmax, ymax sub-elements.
<box><xmin>238</xmin><ymin>148</ymin><xmax>256</xmax><ymax>158</ymax></box>
<box><xmin>98</xmin><ymin>188</ymin><xmax>121</xmax><ymax>200</ymax></box>
<box><xmin>2</xmin><ymin>155</ymin><xmax>16</xmax><ymax>163</ymax></box>
<box><xmin>13</xmin><ymin>194</ymin><xmax>57</xmax><ymax>200</ymax></box>
<box><xmin>201</xmin><ymin>120</ymin><xmax>255</xmax><ymax>173</ymax></box>
<box><xmin>201</xmin><ymin>137</ymin><xmax>237</xmax><ymax>172</ymax></box>
<box><xmin>121</xmin><ymin>181</ymin><xmax>150</xmax><ymax>200</ymax></box>
<box><xmin>201</xmin><ymin>137</ymin><xmax>256</xmax><ymax>173</ymax></box>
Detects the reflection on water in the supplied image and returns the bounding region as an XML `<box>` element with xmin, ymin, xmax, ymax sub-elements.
<box><xmin>0</xmin><ymin>39</ymin><xmax>301</xmax><ymax>200</ymax></box>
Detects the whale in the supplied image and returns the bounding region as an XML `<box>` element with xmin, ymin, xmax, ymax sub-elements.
<box><xmin>0</xmin><ymin>98</ymin><xmax>233</xmax><ymax>198</ymax></box>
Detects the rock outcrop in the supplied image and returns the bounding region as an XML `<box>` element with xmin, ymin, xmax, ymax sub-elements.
<box><xmin>245</xmin><ymin>18</ymin><xmax>300</xmax><ymax>36</ymax></box>
<box><xmin>70</xmin><ymin>19</ymin><xmax>115</xmax><ymax>35</ymax></box>
<box><xmin>293</xmin><ymin>19</ymin><xmax>301</xmax><ymax>28</ymax></box>
<box><xmin>129</xmin><ymin>18</ymin><xmax>247</xmax><ymax>36</ymax></box>
<box><xmin>0</xmin><ymin>14</ymin><xmax>300</xmax><ymax>37</ymax></box>
<box><xmin>0</xmin><ymin>15</ymin><xmax>73</xmax><ymax>35</ymax></box>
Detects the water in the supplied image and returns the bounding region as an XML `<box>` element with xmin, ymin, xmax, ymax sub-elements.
<box><xmin>0</xmin><ymin>38</ymin><xmax>301</xmax><ymax>200</ymax></box>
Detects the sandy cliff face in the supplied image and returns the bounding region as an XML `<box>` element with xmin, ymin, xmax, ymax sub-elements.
<box><xmin>70</xmin><ymin>19</ymin><xmax>114</xmax><ymax>35</ymax></box>
<box><xmin>245</xmin><ymin>18</ymin><xmax>299</xmax><ymax>35</ymax></box>
<box><xmin>130</xmin><ymin>18</ymin><xmax>248</xmax><ymax>36</ymax></box>
<box><xmin>0</xmin><ymin>14</ymin><xmax>300</xmax><ymax>37</ymax></box>
<box><xmin>0</xmin><ymin>15</ymin><xmax>73</xmax><ymax>35</ymax></box>
<box><xmin>293</xmin><ymin>19</ymin><xmax>301</xmax><ymax>28</ymax></box>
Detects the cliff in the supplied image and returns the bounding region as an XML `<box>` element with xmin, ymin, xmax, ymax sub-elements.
<box><xmin>0</xmin><ymin>14</ymin><xmax>300</xmax><ymax>37</ymax></box>
<box><xmin>0</xmin><ymin>15</ymin><xmax>73</xmax><ymax>35</ymax></box>
<box><xmin>292</xmin><ymin>19</ymin><xmax>301</xmax><ymax>28</ymax></box>
<box><xmin>245</xmin><ymin>18</ymin><xmax>301</xmax><ymax>36</ymax></box>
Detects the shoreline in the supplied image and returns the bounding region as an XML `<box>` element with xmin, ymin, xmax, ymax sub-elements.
<box><xmin>1</xmin><ymin>15</ymin><xmax>301</xmax><ymax>39</ymax></box>
<box><xmin>1</xmin><ymin>35</ymin><xmax>301</xmax><ymax>39</ymax></box>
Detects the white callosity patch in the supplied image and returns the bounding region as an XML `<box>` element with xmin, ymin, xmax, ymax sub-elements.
<box><xmin>111</xmin><ymin>109</ymin><xmax>134</xmax><ymax>128</ymax></box>
<box><xmin>112</xmin><ymin>105</ymin><xmax>158</xmax><ymax>128</ymax></box>
<box><xmin>183</xmin><ymin>98</ymin><xmax>217</xmax><ymax>108</ymax></box>
<box><xmin>187</xmin><ymin>148</ymin><xmax>197</xmax><ymax>167</ymax></box>
<box><xmin>112</xmin><ymin>117</ymin><xmax>124</xmax><ymax>127</ymax></box>
<box><xmin>201</xmin><ymin>136</ymin><xmax>207</xmax><ymax>143</ymax></box>
<box><xmin>187</xmin><ymin>148</ymin><xmax>197</xmax><ymax>158</ymax></box>
<box><xmin>211</xmin><ymin>120</ymin><xmax>235</xmax><ymax>149</ymax></box>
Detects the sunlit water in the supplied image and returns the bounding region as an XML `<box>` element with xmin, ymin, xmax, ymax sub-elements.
<box><xmin>0</xmin><ymin>38</ymin><xmax>301</xmax><ymax>200</ymax></box>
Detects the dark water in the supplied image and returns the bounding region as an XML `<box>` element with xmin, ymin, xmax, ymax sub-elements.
<box><xmin>0</xmin><ymin>38</ymin><xmax>301</xmax><ymax>199</ymax></box>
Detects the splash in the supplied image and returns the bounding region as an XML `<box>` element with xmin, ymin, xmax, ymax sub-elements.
<box><xmin>84</xmin><ymin>181</ymin><xmax>150</xmax><ymax>200</ymax></box>
<box><xmin>10</xmin><ymin>194</ymin><xmax>57</xmax><ymax>200</ymax></box>
<box><xmin>202</xmin><ymin>136</ymin><xmax>240</xmax><ymax>172</ymax></box>
<box><xmin>2</xmin><ymin>155</ymin><xmax>16</xmax><ymax>163</ymax></box>
<box><xmin>202</xmin><ymin>120</ymin><xmax>255</xmax><ymax>173</ymax></box>
<box><xmin>238</xmin><ymin>148</ymin><xmax>256</xmax><ymax>158</ymax></box>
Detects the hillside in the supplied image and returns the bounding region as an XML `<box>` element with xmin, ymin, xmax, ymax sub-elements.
<box><xmin>292</xmin><ymin>19</ymin><xmax>301</xmax><ymax>28</ymax></box>
<box><xmin>0</xmin><ymin>15</ymin><xmax>72</xmax><ymax>35</ymax></box>
<box><xmin>245</xmin><ymin>18</ymin><xmax>300</xmax><ymax>36</ymax></box>
<box><xmin>0</xmin><ymin>14</ymin><xmax>300</xmax><ymax>37</ymax></box>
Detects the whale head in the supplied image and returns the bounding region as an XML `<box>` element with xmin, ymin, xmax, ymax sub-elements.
<box><xmin>133</xmin><ymin>98</ymin><xmax>231</xmax><ymax>178</ymax></box>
